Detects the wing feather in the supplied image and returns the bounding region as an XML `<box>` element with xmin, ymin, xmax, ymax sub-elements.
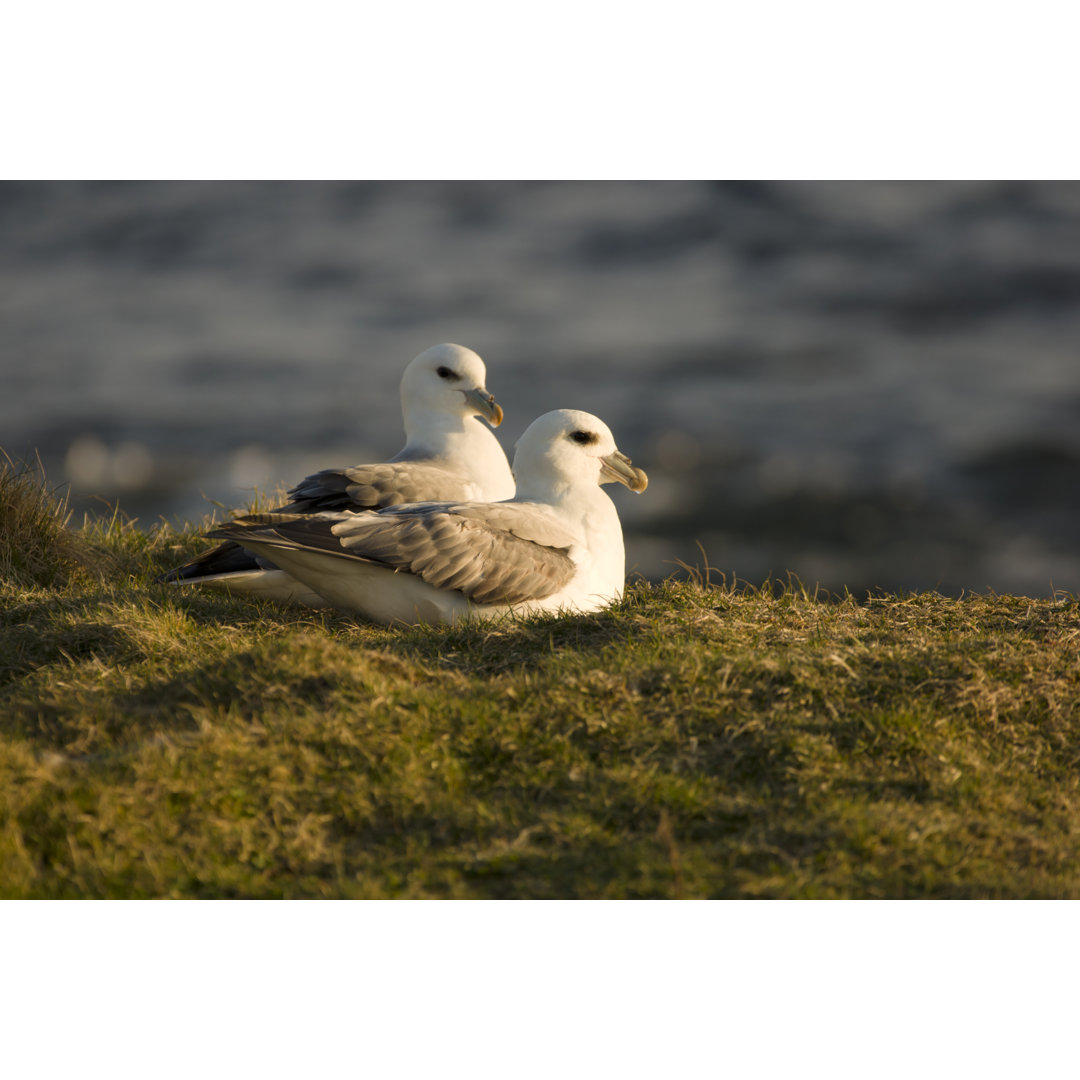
<box><xmin>211</xmin><ymin>505</ymin><xmax>578</xmax><ymax>606</ymax></box>
<box><xmin>286</xmin><ymin>463</ymin><xmax>472</xmax><ymax>513</ymax></box>
<box><xmin>161</xmin><ymin>461</ymin><xmax>474</xmax><ymax>582</ymax></box>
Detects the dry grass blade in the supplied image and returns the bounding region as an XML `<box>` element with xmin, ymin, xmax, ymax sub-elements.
<box><xmin>3</xmin><ymin>449</ymin><xmax>1080</xmax><ymax>899</ymax></box>
<box><xmin>0</xmin><ymin>451</ymin><xmax>94</xmax><ymax>588</ymax></box>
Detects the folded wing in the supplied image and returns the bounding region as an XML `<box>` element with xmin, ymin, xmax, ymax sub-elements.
<box><xmin>284</xmin><ymin>462</ymin><xmax>473</xmax><ymax>513</ymax></box>
<box><xmin>210</xmin><ymin>503</ymin><xmax>579</xmax><ymax>607</ymax></box>
<box><xmin>160</xmin><ymin>462</ymin><xmax>481</xmax><ymax>583</ymax></box>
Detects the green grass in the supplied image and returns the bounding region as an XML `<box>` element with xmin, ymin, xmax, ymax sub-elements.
<box><xmin>2</xmin><ymin>453</ymin><xmax>1079</xmax><ymax>898</ymax></box>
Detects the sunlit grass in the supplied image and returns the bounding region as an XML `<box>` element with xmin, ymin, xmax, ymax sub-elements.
<box><xmin>2</xmin><ymin>453</ymin><xmax>1079</xmax><ymax>898</ymax></box>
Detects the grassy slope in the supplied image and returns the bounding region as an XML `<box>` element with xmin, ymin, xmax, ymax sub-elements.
<box><xmin>2</xmin><ymin>457</ymin><xmax>1079</xmax><ymax>898</ymax></box>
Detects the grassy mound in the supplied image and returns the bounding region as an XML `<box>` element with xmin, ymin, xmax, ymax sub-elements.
<box><xmin>1</xmin><ymin>458</ymin><xmax>1078</xmax><ymax>898</ymax></box>
<box><xmin>0</xmin><ymin>453</ymin><xmax>98</xmax><ymax>588</ymax></box>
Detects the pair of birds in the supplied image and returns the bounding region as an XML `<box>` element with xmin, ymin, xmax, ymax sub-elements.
<box><xmin>162</xmin><ymin>343</ymin><xmax>648</xmax><ymax>626</ymax></box>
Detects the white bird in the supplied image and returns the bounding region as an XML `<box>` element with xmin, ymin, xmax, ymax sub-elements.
<box><xmin>160</xmin><ymin>343</ymin><xmax>514</xmax><ymax>605</ymax></box>
<box><xmin>205</xmin><ymin>409</ymin><xmax>648</xmax><ymax>626</ymax></box>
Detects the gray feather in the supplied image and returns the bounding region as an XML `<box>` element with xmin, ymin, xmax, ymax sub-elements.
<box><xmin>211</xmin><ymin>506</ymin><xmax>577</xmax><ymax>606</ymax></box>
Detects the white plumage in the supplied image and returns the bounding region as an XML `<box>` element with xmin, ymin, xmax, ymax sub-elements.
<box><xmin>207</xmin><ymin>409</ymin><xmax>648</xmax><ymax>625</ymax></box>
<box><xmin>161</xmin><ymin>343</ymin><xmax>514</xmax><ymax>605</ymax></box>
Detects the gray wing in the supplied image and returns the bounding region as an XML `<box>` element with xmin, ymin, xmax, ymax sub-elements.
<box><xmin>159</xmin><ymin>460</ymin><xmax>472</xmax><ymax>583</ymax></box>
<box><xmin>211</xmin><ymin>506</ymin><xmax>578</xmax><ymax>606</ymax></box>
<box><xmin>284</xmin><ymin>462</ymin><xmax>474</xmax><ymax>513</ymax></box>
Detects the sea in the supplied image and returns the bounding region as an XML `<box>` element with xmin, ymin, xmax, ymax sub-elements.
<box><xmin>2</xmin><ymin>180</ymin><xmax>1079</xmax><ymax>597</ymax></box>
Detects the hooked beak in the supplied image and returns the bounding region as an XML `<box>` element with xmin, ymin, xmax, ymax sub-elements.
<box><xmin>463</xmin><ymin>386</ymin><xmax>504</xmax><ymax>428</ymax></box>
<box><xmin>600</xmin><ymin>450</ymin><xmax>648</xmax><ymax>493</ymax></box>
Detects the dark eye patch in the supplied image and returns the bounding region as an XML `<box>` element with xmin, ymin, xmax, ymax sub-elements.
<box><xmin>437</xmin><ymin>366</ymin><xmax>461</xmax><ymax>381</ymax></box>
<box><xmin>570</xmin><ymin>430</ymin><xmax>598</xmax><ymax>445</ymax></box>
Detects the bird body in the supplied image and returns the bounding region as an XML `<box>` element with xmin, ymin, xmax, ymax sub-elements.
<box><xmin>207</xmin><ymin>409</ymin><xmax>648</xmax><ymax>626</ymax></box>
<box><xmin>160</xmin><ymin>343</ymin><xmax>512</xmax><ymax>604</ymax></box>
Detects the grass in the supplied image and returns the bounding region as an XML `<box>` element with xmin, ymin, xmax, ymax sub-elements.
<box><xmin>2</xmin><ymin>453</ymin><xmax>1079</xmax><ymax>898</ymax></box>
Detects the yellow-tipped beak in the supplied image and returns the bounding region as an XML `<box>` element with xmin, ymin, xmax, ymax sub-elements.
<box><xmin>600</xmin><ymin>450</ymin><xmax>648</xmax><ymax>493</ymax></box>
<box><xmin>463</xmin><ymin>386</ymin><xmax>503</xmax><ymax>427</ymax></box>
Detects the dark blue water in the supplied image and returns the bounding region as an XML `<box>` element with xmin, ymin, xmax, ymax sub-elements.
<box><xmin>3</xmin><ymin>181</ymin><xmax>1080</xmax><ymax>596</ymax></box>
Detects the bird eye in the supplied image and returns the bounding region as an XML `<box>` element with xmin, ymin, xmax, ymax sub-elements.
<box><xmin>437</xmin><ymin>366</ymin><xmax>460</xmax><ymax>381</ymax></box>
<box><xmin>570</xmin><ymin>430</ymin><xmax>598</xmax><ymax>445</ymax></box>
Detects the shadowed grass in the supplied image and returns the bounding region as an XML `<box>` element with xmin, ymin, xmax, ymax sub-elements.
<box><xmin>0</xmin><ymin>452</ymin><xmax>105</xmax><ymax>589</ymax></box>
<box><xmin>2</xmin><ymin>454</ymin><xmax>1079</xmax><ymax>898</ymax></box>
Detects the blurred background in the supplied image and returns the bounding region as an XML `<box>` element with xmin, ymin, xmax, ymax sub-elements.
<box><xmin>2</xmin><ymin>180</ymin><xmax>1079</xmax><ymax>597</ymax></box>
